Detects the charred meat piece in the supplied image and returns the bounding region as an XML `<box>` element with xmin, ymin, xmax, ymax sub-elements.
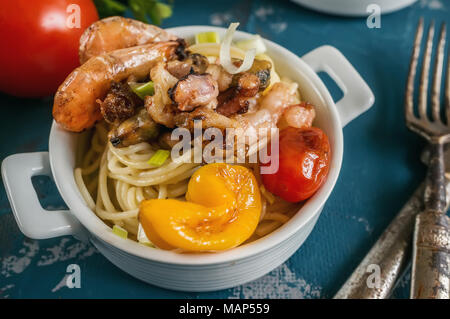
<box><xmin>169</xmin><ymin>73</ymin><xmax>219</xmax><ymax>111</ymax></box>
<box><xmin>215</xmin><ymin>87</ymin><xmax>248</xmax><ymax>117</ymax></box>
<box><xmin>109</xmin><ymin>108</ymin><xmax>160</xmax><ymax>147</ymax></box>
<box><xmin>98</xmin><ymin>82</ymin><xmax>143</xmax><ymax>125</ymax></box>
<box><xmin>216</xmin><ymin>73</ymin><xmax>260</xmax><ymax>117</ymax></box>
<box><xmin>231</xmin><ymin>59</ymin><xmax>271</xmax><ymax>90</ymax></box>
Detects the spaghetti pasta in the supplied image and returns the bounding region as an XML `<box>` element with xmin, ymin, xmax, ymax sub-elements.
<box><xmin>75</xmin><ymin>120</ymin><xmax>299</xmax><ymax>244</ymax></box>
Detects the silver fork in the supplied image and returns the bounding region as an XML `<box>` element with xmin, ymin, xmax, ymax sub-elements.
<box><xmin>406</xmin><ymin>18</ymin><xmax>450</xmax><ymax>299</ymax></box>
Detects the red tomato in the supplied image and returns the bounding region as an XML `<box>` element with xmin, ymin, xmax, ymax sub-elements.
<box><xmin>261</xmin><ymin>127</ymin><xmax>331</xmax><ymax>203</ymax></box>
<box><xmin>0</xmin><ymin>0</ymin><xmax>98</xmax><ymax>97</ymax></box>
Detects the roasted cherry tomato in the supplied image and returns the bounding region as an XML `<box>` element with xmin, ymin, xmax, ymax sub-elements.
<box><xmin>261</xmin><ymin>126</ymin><xmax>331</xmax><ymax>203</ymax></box>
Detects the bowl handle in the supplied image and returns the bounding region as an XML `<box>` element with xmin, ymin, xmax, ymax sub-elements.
<box><xmin>302</xmin><ymin>45</ymin><xmax>375</xmax><ymax>127</ymax></box>
<box><xmin>1</xmin><ymin>152</ymin><xmax>82</xmax><ymax>239</ymax></box>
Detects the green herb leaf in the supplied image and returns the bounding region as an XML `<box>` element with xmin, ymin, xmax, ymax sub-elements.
<box><xmin>94</xmin><ymin>0</ymin><xmax>173</xmax><ymax>25</ymax></box>
<box><xmin>94</xmin><ymin>0</ymin><xmax>127</xmax><ymax>18</ymax></box>
<box><xmin>156</xmin><ymin>2</ymin><xmax>172</xmax><ymax>19</ymax></box>
<box><xmin>129</xmin><ymin>0</ymin><xmax>151</xmax><ymax>23</ymax></box>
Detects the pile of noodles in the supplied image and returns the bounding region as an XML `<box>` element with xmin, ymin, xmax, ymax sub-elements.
<box><xmin>75</xmin><ymin>44</ymin><xmax>300</xmax><ymax>246</ymax></box>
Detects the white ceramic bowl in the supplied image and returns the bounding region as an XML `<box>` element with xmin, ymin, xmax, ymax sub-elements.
<box><xmin>2</xmin><ymin>26</ymin><xmax>374</xmax><ymax>291</ymax></box>
<box><xmin>292</xmin><ymin>0</ymin><xmax>418</xmax><ymax>16</ymax></box>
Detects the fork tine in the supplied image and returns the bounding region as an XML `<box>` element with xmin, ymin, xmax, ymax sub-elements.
<box><xmin>406</xmin><ymin>18</ymin><xmax>424</xmax><ymax>121</ymax></box>
<box><xmin>431</xmin><ymin>23</ymin><xmax>446</xmax><ymax>123</ymax></box>
<box><xmin>418</xmin><ymin>21</ymin><xmax>435</xmax><ymax>121</ymax></box>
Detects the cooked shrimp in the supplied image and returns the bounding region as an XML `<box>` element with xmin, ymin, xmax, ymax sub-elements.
<box><xmin>79</xmin><ymin>16</ymin><xmax>177</xmax><ymax>63</ymax></box>
<box><xmin>237</xmin><ymin>81</ymin><xmax>298</xmax><ymax>137</ymax></box>
<box><xmin>53</xmin><ymin>41</ymin><xmax>180</xmax><ymax>132</ymax></box>
<box><xmin>278</xmin><ymin>102</ymin><xmax>316</xmax><ymax>129</ymax></box>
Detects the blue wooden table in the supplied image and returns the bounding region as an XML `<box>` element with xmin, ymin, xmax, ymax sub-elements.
<box><xmin>1</xmin><ymin>0</ymin><xmax>449</xmax><ymax>299</ymax></box>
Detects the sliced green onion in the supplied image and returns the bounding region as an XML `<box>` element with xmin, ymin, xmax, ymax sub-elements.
<box><xmin>148</xmin><ymin>149</ymin><xmax>170</xmax><ymax>166</ymax></box>
<box><xmin>195</xmin><ymin>31</ymin><xmax>220</xmax><ymax>44</ymax></box>
<box><xmin>236</xmin><ymin>35</ymin><xmax>267</xmax><ymax>55</ymax></box>
<box><xmin>112</xmin><ymin>225</ymin><xmax>128</xmax><ymax>239</ymax></box>
<box><xmin>137</xmin><ymin>223</ymin><xmax>154</xmax><ymax>247</ymax></box>
<box><xmin>130</xmin><ymin>81</ymin><xmax>155</xmax><ymax>99</ymax></box>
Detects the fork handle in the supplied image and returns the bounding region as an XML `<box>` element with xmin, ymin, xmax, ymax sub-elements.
<box><xmin>410</xmin><ymin>212</ymin><xmax>450</xmax><ymax>298</ymax></box>
<box><xmin>411</xmin><ymin>142</ymin><xmax>450</xmax><ymax>299</ymax></box>
<box><xmin>424</xmin><ymin>143</ymin><xmax>447</xmax><ymax>213</ymax></box>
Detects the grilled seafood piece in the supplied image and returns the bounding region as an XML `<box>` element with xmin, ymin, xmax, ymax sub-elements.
<box><xmin>166</xmin><ymin>60</ymin><xmax>192</xmax><ymax>79</ymax></box>
<box><xmin>145</xmin><ymin>62</ymin><xmax>179</xmax><ymax>128</ymax></box>
<box><xmin>79</xmin><ymin>16</ymin><xmax>177</xmax><ymax>63</ymax></box>
<box><xmin>169</xmin><ymin>73</ymin><xmax>219</xmax><ymax>111</ymax></box>
<box><xmin>158</xmin><ymin>130</ymin><xmax>181</xmax><ymax>149</ymax></box>
<box><xmin>216</xmin><ymin>73</ymin><xmax>261</xmax><ymax>117</ymax></box>
<box><xmin>109</xmin><ymin>108</ymin><xmax>160</xmax><ymax>147</ymax></box>
<box><xmin>278</xmin><ymin>102</ymin><xmax>316</xmax><ymax>129</ymax></box>
<box><xmin>150</xmin><ymin>74</ymin><xmax>295</xmax><ymax>135</ymax></box>
<box><xmin>53</xmin><ymin>41</ymin><xmax>180</xmax><ymax>132</ymax></box>
<box><xmin>236</xmin><ymin>81</ymin><xmax>298</xmax><ymax>138</ymax></box>
<box><xmin>167</xmin><ymin>53</ymin><xmax>210</xmax><ymax>79</ymax></box>
<box><xmin>231</xmin><ymin>59</ymin><xmax>271</xmax><ymax>90</ymax></box>
<box><xmin>97</xmin><ymin>81</ymin><xmax>143</xmax><ymax>125</ymax></box>
<box><xmin>173</xmin><ymin>106</ymin><xmax>239</xmax><ymax>130</ymax></box>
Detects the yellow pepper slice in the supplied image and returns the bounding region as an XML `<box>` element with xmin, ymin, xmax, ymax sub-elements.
<box><xmin>139</xmin><ymin>163</ymin><xmax>261</xmax><ymax>251</ymax></box>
